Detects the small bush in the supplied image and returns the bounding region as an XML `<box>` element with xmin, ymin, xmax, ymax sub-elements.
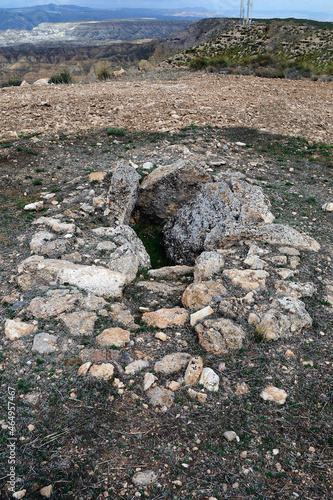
<box><xmin>96</xmin><ymin>65</ymin><xmax>111</xmax><ymax>81</ymax></box>
<box><xmin>0</xmin><ymin>79</ymin><xmax>22</xmax><ymax>88</ymax></box>
<box><xmin>107</xmin><ymin>128</ymin><xmax>125</xmax><ymax>136</ymax></box>
<box><xmin>189</xmin><ymin>57</ymin><xmax>209</xmax><ymax>71</ymax></box>
<box><xmin>49</xmin><ymin>69</ymin><xmax>72</xmax><ymax>85</ymax></box>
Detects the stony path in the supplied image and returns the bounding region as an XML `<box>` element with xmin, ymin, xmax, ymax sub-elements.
<box><xmin>1</xmin><ymin>73</ymin><xmax>332</xmax><ymax>143</ymax></box>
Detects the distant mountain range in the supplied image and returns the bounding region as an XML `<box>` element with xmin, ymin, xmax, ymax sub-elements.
<box><xmin>0</xmin><ymin>3</ymin><xmax>224</xmax><ymax>31</ymax></box>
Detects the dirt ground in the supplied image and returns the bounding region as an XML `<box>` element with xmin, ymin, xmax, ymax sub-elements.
<box><xmin>1</xmin><ymin>72</ymin><xmax>332</xmax><ymax>144</ymax></box>
<box><xmin>0</xmin><ymin>72</ymin><xmax>332</xmax><ymax>500</ymax></box>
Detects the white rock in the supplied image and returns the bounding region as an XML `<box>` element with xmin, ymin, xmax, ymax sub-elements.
<box><xmin>29</xmin><ymin>231</ymin><xmax>55</xmax><ymax>253</ymax></box>
<box><xmin>125</xmin><ymin>360</ymin><xmax>149</xmax><ymax>375</ymax></box>
<box><xmin>32</xmin><ymin>333</ymin><xmax>58</xmax><ymax>354</ymax></box>
<box><xmin>190</xmin><ymin>306</ymin><xmax>214</xmax><ymax>326</ymax></box>
<box><xmin>260</xmin><ymin>386</ymin><xmax>288</xmax><ymax>405</ymax></box>
<box><xmin>143</xmin><ymin>372</ymin><xmax>157</xmax><ymax>391</ymax></box>
<box><xmin>13</xmin><ymin>491</ymin><xmax>26</xmax><ymax>499</ymax></box>
<box><xmin>24</xmin><ymin>201</ymin><xmax>44</xmax><ymax>211</ymax></box>
<box><xmin>199</xmin><ymin>367</ymin><xmax>219</xmax><ymax>392</ymax></box>
<box><xmin>223</xmin><ymin>431</ymin><xmax>240</xmax><ymax>442</ymax></box>
<box><xmin>143</xmin><ymin>162</ymin><xmax>154</xmax><ymax>170</ymax></box>
<box><xmin>322</xmin><ymin>202</ymin><xmax>333</xmax><ymax>212</ymax></box>
<box><xmin>89</xmin><ymin>363</ymin><xmax>114</xmax><ymax>380</ymax></box>
<box><xmin>132</xmin><ymin>470</ymin><xmax>158</xmax><ymax>486</ymax></box>
<box><xmin>33</xmin><ymin>216</ymin><xmax>76</xmax><ymax>233</ymax></box>
<box><xmin>77</xmin><ymin>362</ymin><xmax>92</xmax><ymax>376</ymax></box>
<box><xmin>40</xmin><ymin>485</ymin><xmax>53</xmax><ymax>498</ymax></box>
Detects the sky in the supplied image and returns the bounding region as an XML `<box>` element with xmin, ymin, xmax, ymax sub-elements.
<box><xmin>0</xmin><ymin>0</ymin><xmax>331</xmax><ymax>21</ymax></box>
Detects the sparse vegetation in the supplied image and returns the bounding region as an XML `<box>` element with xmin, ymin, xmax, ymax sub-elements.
<box><xmin>48</xmin><ymin>69</ymin><xmax>72</xmax><ymax>84</ymax></box>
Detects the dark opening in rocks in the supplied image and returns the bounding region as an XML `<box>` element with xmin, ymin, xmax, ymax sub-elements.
<box><xmin>132</xmin><ymin>219</ymin><xmax>170</xmax><ymax>269</ymax></box>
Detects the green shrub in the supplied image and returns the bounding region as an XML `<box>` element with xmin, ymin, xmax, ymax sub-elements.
<box><xmin>0</xmin><ymin>79</ymin><xmax>22</xmax><ymax>88</ymax></box>
<box><xmin>49</xmin><ymin>69</ymin><xmax>72</xmax><ymax>84</ymax></box>
<box><xmin>96</xmin><ymin>65</ymin><xmax>111</xmax><ymax>81</ymax></box>
<box><xmin>189</xmin><ymin>57</ymin><xmax>209</xmax><ymax>71</ymax></box>
<box><xmin>107</xmin><ymin>128</ymin><xmax>125</xmax><ymax>136</ymax></box>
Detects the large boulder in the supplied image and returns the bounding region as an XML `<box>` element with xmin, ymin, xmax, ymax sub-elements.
<box><xmin>106</xmin><ymin>162</ymin><xmax>140</xmax><ymax>226</ymax></box>
<box><xmin>163</xmin><ymin>178</ymin><xmax>274</xmax><ymax>264</ymax></box>
<box><xmin>136</xmin><ymin>159</ymin><xmax>210</xmax><ymax>222</ymax></box>
<box><xmin>17</xmin><ymin>255</ymin><xmax>127</xmax><ymax>297</ymax></box>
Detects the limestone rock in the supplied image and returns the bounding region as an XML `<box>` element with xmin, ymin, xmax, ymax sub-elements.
<box><xmin>256</xmin><ymin>296</ymin><xmax>312</xmax><ymax>340</ymax></box>
<box><xmin>32</xmin><ymin>333</ymin><xmax>58</xmax><ymax>354</ymax></box>
<box><xmin>164</xmin><ymin>178</ymin><xmax>274</xmax><ymax>264</ymax></box>
<box><xmin>223</xmin><ymin>269</ymin><xmax>269</xmax><ymax>291</ymax></box>
<box><xmin>148</xmin><ymin>265</ymin><xmax>193</xmax><ymax>279</ymax></box>
<box><xmin>260</xmin><ymin>386</ymin><xmax>287</xmax><ymax>404</ymax></box>
<box><xmin>109</xmin><ymin>303</ymin><xmax>137</xmax><ymax>328</ymax></box>
<box><xmin>187</xmin><ymin>388</ymin><xmax>207</xmax><ymax>402</ymax></box>
<box><xmin>199</xmin><ymin>367</ymin><xmax>219</xmax><ymax>392</ymax></box>
<box><xmin>142</xmin><ymin>307</ymin><xmax>189</xmax><ymax>329</ymax></box>
<box><xmin>24</xmin><ymin>201</ymin><xmax>44</xmax><ymax>211</ymax></box>
<box><xmin>147</xmin><ymin>386</ymin><xmax>174</xmax><ymax>407</ymax></box>
<box><xmin>137</xmin><ymin>281</ymin><xmax>186</xmax><ymax>296</ymax></box>
<box><xmin>243</xmin><ymin>255</ymin><xmax>266</xmax><ymax>270</ymax></box>
<box><xmin>5</xmin><ymin>319</ymin><xmax>37</xmax><ymax>340</ymax></box>
<box><xmin>235</xmin><ymin>382</ymin><xmax>250</xmax><ymax>395</ymax></box>
<box><xmin>61</xmin><ymin>310</ymin><xmax>97</xmax><ymax>335</ymax></box>
<box><xmin>182</xmin><ymin>281</ymin><xmax>227</xmax><ymax>310</ymax></box>
<box><xmin>78</xmin><ymin>362</ymin><xmax>92</xmax><ymax>376</ymax></box>
<box><xmin>18</xmin><ymin>255</ymin><xmax>127</xmax><ymax>297</ymax></box>
<box><xmin>125</xmin><ymin>359</ymin><xmax>149</xmax><ymax>375</ymax></box>
<box><xmin>184</xmin><ymin>356</ymin><xmax>203</xmax><ymax>386</ymax></box>
<box><xmin>89</xmin><ymin>363</ymin><xmax>114</xmax><ymax>380</ymax></box>
<box><xmin>194</xmin><ymin>251</ymin><xmax>225</xmax><ymax>281</ymax></box>
<box><xmin>154</xmin><ymin>352</ymin><xmax>191</xmax><ymax>374</ymax></box>
<box><xmin>96</xmin><ymin>327</ymin><xmax>131</xmax><ymax>347</ymax></box>
<box><xmin>143</xmin><ymin>372</ymin><xmax>157</xmax><ymax>391</ymax></box>
<box><xmin>274</xmin><ymin>281</ymin><xmax>316</xmax><ymax>298</ymax></box>
<box><xmin>29</xmin><ymin>231</ymin><xmax>55</xmax><ymax>253</ymax></box>
<box><xmin>132</xmin><ymin>470</ymin><xmax>158</xmax><ymax>486</ymax></box>
<box><xmin>195</xmin><ymin>318</ymin><xmax>246</xmax><ymax>354</ymax></box>
<box><xmin>28</xmin><ymin>290</ymin><xmax>80</xmax><ymax>318</ymax></box>
<box><xmin>40</xmin><ymin>485</ymin><xmax>53</xmax><ymax>498</ymax></box>
<box><xmin>322</xmin><ymin>202</ymin><xmax>333</xmax><ymax>212</ymax></box>
<box><xmin>190</xmin><ymin>306</ymin><xmax>214</xmax><ymax>326</ymax></box>
<box><xmin>107</xmin><ymin>162</ymin><xmax>140</xmax><ymax>226</ymax></box>
<box><xmin>33</xmin><ymin>217</ymin><xmax>76</xmax><ymax>234</ymax></box>
<box><xmin>206</xmin><ymin>221</ymin><xmax>320</xmax><ymax>253</ymax></box>
<box><xmin>137</xmin><ymin>158</ymin><xmax>210</xmax><ymax>222</ymax></box>
<box><xmin>89</xmin><ymin>171</ymin><xmax>107</xmax><ymax>182</ymax></box>
<box><xmin>223</xmin><ymin>431</ymin><xmax>240</xmax><ymax>442</ymax></box>
<box><xmin>33</xmin><ymin>78</ymin><xmax>49</xmax><ymax>86</ymax></box>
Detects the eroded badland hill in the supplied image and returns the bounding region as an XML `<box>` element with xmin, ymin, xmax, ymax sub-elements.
<box><xmin>0</xmin><ymin>65</ymin><xmax>332</xmax><ymax>500</ymax></box>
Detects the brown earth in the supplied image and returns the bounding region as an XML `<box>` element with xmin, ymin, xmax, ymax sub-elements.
<box><xmin>1</xmin><ymin>72</ymin><xmax>332</xmax><ymax>143</ymax></box>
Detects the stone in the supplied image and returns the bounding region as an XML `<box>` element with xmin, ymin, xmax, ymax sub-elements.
<box><xmin>96</xmin><ymin>328</ymin><xmax>131</xmax><ymax>347</ymax></box>
<box><xmin>147</xmin><ymin>386</ymin><xmax>174</xmax><ymax>407</ymax></box>
<box><xmin>137</xmin><ymin>281</ymin><xmax>186</xmax><ymax>296</ymax></box>
<box><xmin>32</xmin><ymin>333</ymin><xmax>58</xmax><ymax>354</ymax></box>
<box><xmin>137</xmin><ymin>158</ymin><xmax>210</xmax><ymax>222</ymax></box>
<box><xmin>269</xmin><ymin>255</ymin><xmax>288</xmax><ymax>266</ymax></box>
<box><xmin>13</xmin><ymin>491</ymin><xmax>27</xmax><ymax>499</ymax></box>
<box><xmin>260</xmin><ymin>386</ymin><xmax>288</xmax><ymax>405</ymax></box>
<box><xmin>132</xmin><ymin>470</ymin><xmax>158</xmax><ymax>486</ymax></box>
<box><xmin>89</xmin><ymin>363</ymin><xmax>114</xmax><ymax>380</ymax></box>
<box><xmin>194</xmin><ymin>251</ymin><xmax>225</xmax><ymax>281</ymax></box>
<box><xmin>322</xmin><ymin>202</ymin><xmax>333</xmax><ymax>212</ymax></box>
<box><xmin>184</xmin><ymin>356</ymin><xmax>203</xmax><ymax>386</ymax></box>
<box><xmin>24</xmin><ymin>201</ymin><xmax>44</xmax><ymax>211</ymax></box>
<box><xmin>223</xmin><ymin>269</ymin><xmax>269</xmax><ymax>291</ymax></box>
<box><xmin>248</xmin><ymin>313</ymin><xmax>259</xmax><ymax>325</ymax></box>
<box><xmin>243</xmin><ymin>255</ymin><xmax>266</xmax><ymax>270</ymax></box>
<box><xmin>277</xmin><ymin>269</ymin><xmax>294</xmax><ymax>279</ymax></box>
<box><xmin>143</xmin><ymin>372</ymin><xmax>157</xmax><ymax>391</ymax></box>
<box><xmin>107</xmin><ymin>162</ymin><xmax>140</xmax><ymax>226</ymax></box>
<box><xmin>182</xmin><ymin>281</ymin><xmax>227</xmax><ymax>310</ymax></box>
<box><xmin>274</xmin><ymin>281</ymin><xmax>316</xmax><ymax>298</ymax></box>
<box><xmin>199</xmin><ymin>367</ymin><xmax>219</xmax><ymax>392</ymax></box>
<box><xmin>190</xmin><ymin>306</ymin><xmax>214</xmax><ymax>326</ymax></box>
<box><xmin>29</xmin><ymin>231</ymin><xmax>55</xmax><ymax>253</ymax></box>
<box><xmin>223</xmin><ymin>431</ymin><xmax>240</xmax><ymax>442</ymax></box>
<box><xmin>142</xmin><ymin>308</ymin><xmax>189</xmax><ymax>329</ymax></box>
<box><xmin>109</xmin><ymin>303</ymin><xmax>137</xmax><ymax>328</ymax></box>
<box><xmin>155</xmin><ymin>332</ymin><xmax>168</xmax><ymax>341</ymax></box>
<box><xmin>278</xmin><ymin>247</ymin><xmax>300</xmax><ymax>256</ymax></box>
<box><xmin>18</xmin><ymin>255</ymin><xmax>127</xmax><ymax>297</ymax></box>
<box><xmin>28</xmin><ymin>290</ymin><xmax>80</xmax><ymax>318</ymax></box>
<box><xmin>97</xmin><ymin>241</ymin><xmax>117</xmax><ymax>251</ymax></box>
<box><xmin>33</xmin><ymin>217</ymin><xmax>76</xmax><ymax>234</ymax></box>
<box><xmin>148</xmin><ymin>265</ymin><xmax>193</xmax><ymax>279</ymax></box>
<box><xmin>143</xmin><ymin>161</ymin><xmax>154</xmax><ymax>170</ymax></box>
<box><xmin>108</xmin><ymin>242</ymin><xmax>147</xmax><ymax>282</ymax></box>
<box><xmin>125</xmin><ymin>360</ymin><xmax>149</xmax><ymax>375</ymax></box>
<box><xmin>154</xmin><ymin>352</ymin><xmax>191</xmax><ymax>374</ymax></box>
<box><xmin>289</xmin><ymin>256</ymin><xmax>301</xmax><ymax>269</ymax></box>
<box><xmin>89</xmin><ymin>171</ymin><xmax>107</xmax><ymax>182</ymax></box>
<box><xmin>206</xmin><ymin>222</ymin><xmax>320</xmax><ymax>253</ymax></box>
<box><xmin>78</xmin><ymin>362</ymin><xmax>92</xmax><ymax>376</ymax></box>
<box><xmin>235</xmin><ymin>382</ymin><xmax>250</xmax><ymax>395</ymax></box>
<box><xmin>195</xmin><ymin>318</ymin><xmax>246</xmax><ymax>354</ymax></box>
<box><xmin>40</xmin><ymin>485</ymin><xmax>53</xmax><ymax>498</ymax></box>
<box><xmin>28</xmin><ymin>424</ymin><xmax>35</xmax><ymax>431</ymax></box>
<box><xmin>256</xmin><ymin>296</ymin><xmax>312</xmax><ymax>340</ymax></box>
<box><xmin>164</xmin><ymin>178</ymin><xmax>274</xmax><ymax>264</ymax></box>
<box><xmin>4</xmin><ymin>319</ymin><xmax>37</xmax><ymax>340</ymax></box>
<box><xmin>168</xmin><ymin>381</ymin><xmax>181</xmax><ymax>391</ymax></box>
<box><xmin>60</xmin><ymin>311</ymin><xmax>97</xmax><ymax>335</ymax></box>
<box><xmin>33</xmin><ymin>78</ymin><xmax>49</xmax><ymax>86</ymax></box>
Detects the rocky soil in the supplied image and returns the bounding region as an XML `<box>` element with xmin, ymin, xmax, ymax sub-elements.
<box><xmin>0</xmin><ymin>73</ymin><xmax>332</xmax><ymax>500</ymax></box>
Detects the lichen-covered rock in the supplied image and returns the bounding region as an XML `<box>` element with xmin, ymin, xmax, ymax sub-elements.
<box><xmin>60</xmin><ymin>311</ymin><xmax>97</xmax><ymax>335</ymax></box>
<box><xmin>193</xmin><ymin>251</ymin><xmax>224</xmax><ymax>281</ymax></box>
<box><xmin>256</xmin><ymin>296</ymin><xmax>312</xmax><ymax>340</ymax></box>
<box><xmin>89</xmin><ymin>363</ymin><xmax>114</xmax><ymax>380</ymax></box>
<box><xmin>5</xmin><ymin>319</ymin><xmax>37</xmax><ymax>340</ymax></box>
<box><xmin>260</xmin><ymin>386</ymin><xmax>287</xmax><ymax>404</ymax></box>
<box><xmin>184</xmin><ymin>356</ymin><xmax>203</xmax><ymax>386</ymax></box>
<box><xmin>28</xmin><ymin>289</ymin><xmax>80</xmax><ymax>318</ymax></box>
<box><xmin>195</xmin><ymin>318</ymin><xmax>246</xmax><ymax>354</ymax></box>
<box><xmin>223</xmin><ymin>269</ymin><xmax>269</xmax><ymax>291</ymax></box>
<box><xmin>142</xmin><ymin>307</ymin><xmax>189</xmax><ymax>329</ymax></box>
<box><xmin>154</xmin><ymin>352</ymin><xmax>191</xmax><ymax>374</ymax></box>
<box><xmin>146</xmin><ymin>386</ymin><xmax>175</xmax><ymax>407</ymax></box>
<box><xmin>106</xmin><ymin>162</ymin><xmax>140</xmax><ymax>226</ymax></box>
<box><xmin>137</xmin><ymin>159</ymin><xmax>210</xmax><ymax>222</ymax></box>
<box><xmin>32</xmin><ymin>333</ymin><xmax>58</xmax><ymax>354</ymax></box>
<box><xmin>164</xmin><ymin>178</ymin><xmax>274</xmax><ymax>264</ymax></box>
<box><xmin>182</xmin><ymin>281</ymin><xmax>227</xmax><ymax>310</ymax></box>
<box><xmin>96</xmin><ymin>327</ymin><xmax>131</xmax><ymax>347</ymax></box>
<box><xmin>17</xmin><ymin>255</ymin><xmax>127</xmax><ymax>297</ymax></box>
<box><xmin>199</xmin><ymin>367</ymin><xmax>219</xmax><ymax>392</ymax></box>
